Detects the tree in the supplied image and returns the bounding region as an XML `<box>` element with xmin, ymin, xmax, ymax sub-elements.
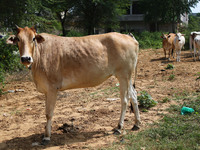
<box><xmin>0</xmin><ymin>0</ymin><xmax>26</xmax><ymax>30</ymax></box>
<box><xmin>140</xmin><ymin>0</ymin><xmax>199</xmax><ymax>32</ymax></box>
<box><xmin>0</xmin><ymin>0</ymin><xmax>60</xmax><ymax>33</ymax></box>
<box><xmin>188</xmin><ymin>14</ymin><xmax>200</xmax><ymax>31</ymax></box>
<box><xmin>45</xmin><ymin>0</ymin><xmax>76</xmax><ymax>36</ymax></box>
<box><xmin>72</xmin><ymin>0</ymin><xmax>130</xmax><ymax>35</ymax></box>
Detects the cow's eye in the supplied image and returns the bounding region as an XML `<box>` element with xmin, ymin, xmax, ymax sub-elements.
<box><xmin>33</xmin><ymin>37</ymin><xmax>36</xmax><ymax>41</ymax></box>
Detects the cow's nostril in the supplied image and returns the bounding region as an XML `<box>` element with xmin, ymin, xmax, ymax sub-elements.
<box><xmin>21</xmin><ymin>57</ymin><xmax>31</xmax><ymax>63</ymax></box>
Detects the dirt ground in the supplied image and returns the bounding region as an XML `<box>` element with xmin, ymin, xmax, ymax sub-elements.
<box><xmin>0</xmin><ymin>49</ymin><xmax>200</xmax><ymax>150</ymax></box>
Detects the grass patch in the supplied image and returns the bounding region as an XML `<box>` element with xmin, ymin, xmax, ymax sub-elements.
<box><xmin>106</xmin><ymin>92</ymin><xmax>200</xmax><ymax>150</ymax></box>
<box><xmin>124</xmin><ymin>92</ymin><xmax>200</xmax><ymax>150</ymax></box>
<box><xmin>168</xmin><ymin>74</ymin><xmax>175</xmax><ymax>81</ymax></box>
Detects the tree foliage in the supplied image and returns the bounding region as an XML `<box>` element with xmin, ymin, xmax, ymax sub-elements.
<box><xmin>71</xmin><ymin>0</ymin><xmax>130</xmax><ymax>34</ymax></box>
<box><xmin>140</xmin><ymin>0</ymin><xmax>199</xmax><ymax>32</ymax></box>
<box><xmin>0</xmin><ymin>0</ymin><xmax>60</xmax><ymax>33</ymax></box>
<box><xmin>188</xmin><ymin>14</ymin><xmax>200</xmax><ymax>31</ymax></box>
<box><xmin>0</xmin><ymin>0</ymin><xmax>130</xmax><ymax>35</ymax></box>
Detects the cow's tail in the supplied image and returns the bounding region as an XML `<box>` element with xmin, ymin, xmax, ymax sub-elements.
<box><xmin>128</xmin><ymin>32</ymin><xmax>138</xmax><ymax>113</ymax></box>
<box><xmin>130</xmin><ymin>59</ymin><xmax>138</xmax><ymax>113</ymax></box>
<box><xmin>130</xmin><ymin>63</ymin><xmax>137</xmax><ymax>113</ymax></box>
<box><xmin>128</xmin><ymin>33</ymin><xmax>136</xmax><ymax>40</ymax></box>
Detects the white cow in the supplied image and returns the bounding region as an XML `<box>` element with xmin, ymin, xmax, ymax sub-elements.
<box><xmin>190</xmin><ymin>31</ymin><xmax>200</xmax><ymax>61</ymax></box>
<box><xmin>173</xmin><ymin>33</ymin><xmax>185</xmax><ymax>62</ymax></box>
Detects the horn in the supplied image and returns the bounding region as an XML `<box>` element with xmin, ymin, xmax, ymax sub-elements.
<box><xmin>15</xmin><ymin>25</ymin><xmax>22</xmax><ymax>34</ymax></box>
<box><xmin>15</xmin><ymin>24</ymin><xmax>20</xmax><ymax>29</ymax></box>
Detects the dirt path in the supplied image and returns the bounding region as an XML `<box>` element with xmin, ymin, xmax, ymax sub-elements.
<box><xmin>0</xmin><ymin>49</ymin><xmax>199</xmax><ymax>149</ymax></box>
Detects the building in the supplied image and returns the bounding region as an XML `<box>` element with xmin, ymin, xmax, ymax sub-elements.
<box><xmin>119</xmin><ymin>0</ymin><xmax>188</xmax><ymax>33</ymax></box>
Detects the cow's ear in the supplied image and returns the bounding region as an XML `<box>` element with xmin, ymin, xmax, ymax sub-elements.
<box><xmin>35</xmin><ymin>34</ymin><xmax>45</xmax><ymax>43</ymax></box>
<box><xmin>6</xmin><ymin>35</ymin><xmax>18</xmax><ymax>45</ymax></box>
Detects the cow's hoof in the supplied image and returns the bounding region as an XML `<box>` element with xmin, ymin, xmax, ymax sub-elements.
<box><xmin>131</xmin><ymin>125</ymin><xmax>140</xmax><ymax>131</ymax></box>
<box><xmin>113</xmin><ymin>129</ymin><xmax>121</xmax><ymax>135</ymax></box>
<box><xmin>41</xmin><ymin>139</ymin><xmax>50</xmax><ymax>146</ymax></box>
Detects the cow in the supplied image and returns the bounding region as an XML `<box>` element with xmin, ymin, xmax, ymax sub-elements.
<box><xmin>6</xmin><ymin>26</ymin><xmax>141</xmax><ymax>145</ymax></box>
<box><xmin>173</xmin><ymin>32</ymin><xmax>185</xmax><ymax>62</ymax></box>
<box><xmin>190</xmin><ymin>31</ymin><xmax>200</xmax><ymax>61</ymax></box>
<box><xmin>161</xmin><ymin>33</ymin><xmax>176</xmax><ymax>60</ymax></box>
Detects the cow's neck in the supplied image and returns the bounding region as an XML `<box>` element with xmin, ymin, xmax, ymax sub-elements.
<box><xmin>31</xmin><ymin>43</ymin><xmax>41</xmax><ymax>72</ymax></box>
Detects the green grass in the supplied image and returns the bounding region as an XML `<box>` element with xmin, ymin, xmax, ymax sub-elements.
<box><xmin>106</xmin><ymin>92</ymin><xmax>200</xmax><ymax>150</ymax></box>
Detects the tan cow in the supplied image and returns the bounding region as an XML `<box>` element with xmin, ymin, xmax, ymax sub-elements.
<box><xmin>161</xmin><ymin>33</ymin><xmax>176</xmax><ymax>60</ymax></box>
<box><xmin>6</xmin><ymin>27</ymin><xmax>141</xmax><ymax>145</ymax></box>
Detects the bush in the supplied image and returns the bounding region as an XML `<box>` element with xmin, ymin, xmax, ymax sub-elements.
<box><xmin>66</xmin><ymin>30</ymin><xmax>86</xmax><ymax>37</ymax></box>
<box><xmin>138</xmin><ymin>91</ymin><xmax>157</xmax><ymax>108</ymax></box>
<box><xmin>0</xmin><ymin>68</ymin><xmax>5</xmax><ymax>95</ymax></box>
<box><xmin>133</xmin><ymin>31</ymin><xmax>163</xmax><ymax>49</ymax></box>
<box><xmin>0</xmin><ymin>37</ymin><xmax>25</xmax><ymax>95</ymax></box>
<box><xmin>0</xmin><ymin>37</ymin><xmax>24</xmax><ymax>72</ymax></box>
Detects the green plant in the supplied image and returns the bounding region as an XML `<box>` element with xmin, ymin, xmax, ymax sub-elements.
<box><xmin>162</xmin><ymin>97</ymin><xmax>171</xmax><ymax>103</ymax></box>
<box><xmin>66</xmin><ymin>30</ymin><xmax>86</xmax><ymax>37</ymax></box>
<box><xmin>168</xmin><ymin>74</ymin><xmax>175</xmax><ymax>81</ymax></box>
<box><xmin>108</xmin><ymin>93</ymin><xmax>200</xmax><ymax>150</ymax></box>
<box><xmin>165</xmin><ymin>64</ymin><xmax>174</xmax><ymax>70</ymax></box>
<box><xmin>133</xmin><ymin>31</ymin><xmax>163</xmax><ymax>49</ymax></box>
<box><xmin>195</xmin><ymin>72</ymin><xmax>200</xmax><ymax>81</ymax></box>
<box><xmin>138</xmin><ymin>91</ymin><xmax>157</xmax><ymax>108</ymax></box>
<box><xmin>0</xmin><ymin>37</ymin><xmax>25</xmax><ymax>95</ymax></box>
<box><xmin>0</xmin><ymin>69</ymin><xmax>5</xmax><ymax>95</ymax></box>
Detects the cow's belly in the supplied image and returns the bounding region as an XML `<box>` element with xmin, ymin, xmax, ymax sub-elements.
<box><xmin>60</xmin><ymin>71</ymin><xmax>113</xmax><ymax>90</ymax></box>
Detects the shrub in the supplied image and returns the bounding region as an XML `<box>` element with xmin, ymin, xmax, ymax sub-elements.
<box><xmin>133</xmin><ymin>31</ymin><xmax>163</xmax><ymax>49</ymax></box>
<box><xmin>66</xmin><ymin>30</ymin><xmax>86</xmax><ymax>37</ymax></box>
<box><xmin>0</xmin><ymin>69</ymin><xmax>5</xmax><ymax>95</ymax></box>
<box><xmin>138</xmin><ymin>91</ymin><xmax>157</xmax><ymax>108</ymax></box>
<box><xmin>0</xmin><ymin>37</ymin><xmax>24</xmax><ymax>72</ymax></box>
<box><xmin>0</xmin><ymin>37</ymin><xmax>25</xmax><ymax>95</ymax></box>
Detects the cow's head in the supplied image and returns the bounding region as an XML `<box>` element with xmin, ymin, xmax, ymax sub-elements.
<box><xmin>161</xmin><ymin>34</ymin><xmax>171</xmax><ymax>39</ymax></box>
<box><xmin>176</xmin><ymin>33</ymin><xmax>184</xmax><ymax>42</ymax></box>
<box><xmin>6</xmin><ymin>26</ymin><xmax>45</xmax><ymax>67</ymax></box>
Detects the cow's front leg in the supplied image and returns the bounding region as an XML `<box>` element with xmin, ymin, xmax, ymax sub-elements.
<box><xmin>42</xmin><ymin>89</ymin><xmax>57</xmax><ymax>145</ymax></box>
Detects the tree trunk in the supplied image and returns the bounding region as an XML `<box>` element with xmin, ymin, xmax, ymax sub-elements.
<box><xmin>58</xmin><ymin>10</ymin><xmax>67</xmax><ymax>36</ymax></box>
<box><xmin>61</xmin><ymin>21</ymin><xmax>66</xmax><ymax>36</ymax></box>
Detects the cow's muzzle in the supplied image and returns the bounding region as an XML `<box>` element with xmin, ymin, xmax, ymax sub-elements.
<box><xmin>21</xmin><ymin>56</ymin><xmax>32</xmax><ymax>63</ymax></box>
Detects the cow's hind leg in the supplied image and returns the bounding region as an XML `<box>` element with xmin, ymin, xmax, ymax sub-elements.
<box><xmin>129</xmin><ymin>80</ymin><xmax>141</xmax><ymax>130</ymax></box>
<box><xmin>113</xmin><ymin>76</ymin><xmax>129</xmax><ymax>135</ymax></box>
<box><xmin>42</xmin><ymin>89</ymin><xmax>57</xmax><ymax>145</ymax></box>
<box><xmin>114</xmin><ymin>77</ymin><xmax>128</xmax><ymax>134</ymax></box>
